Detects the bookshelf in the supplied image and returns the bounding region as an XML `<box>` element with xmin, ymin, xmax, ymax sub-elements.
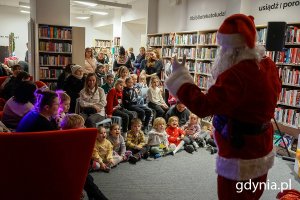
<box><xmin>94</xmin><ymin>39</ymin><xmax>112</xmax><ymax>54</ymax></box>
<box><xmin>147</xmin><ymin>30</ymin><xmax>217</xmax><ymax>121</ymax></box>
<box><xmin>33</xmin><ymin>24</ymin><xmax>85</xmax><ymax>89</ymax></box>
<box><xmin>38</xmin><ymin>24</ymin><xmax>72</xmax><ymax>86</ymax></box>
<box><xmin>258</xmin><ymin>23</ymin><xmax>300</xmax><ymax>137</ymax></box>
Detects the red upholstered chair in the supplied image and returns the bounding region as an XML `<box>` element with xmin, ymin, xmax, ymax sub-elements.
<box><xmin>0</xmin><ymin>76</ymin><xmax>8</xmax><ymax>86</ymax></box>
<box><xmin>0</xmin><ymin>128</ymin><xmax>97</xmax><ymax>200</ymax></box>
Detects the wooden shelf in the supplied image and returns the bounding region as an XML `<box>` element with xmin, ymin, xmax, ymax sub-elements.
<box><xmin>272</xmin><ymin>120</ymin><xmax>299</xmax><ymax>138</ymax></box>
<box><xmin>39</xmin><ymin>37</ymin><xmax>72</xmax><ymax>41</ymax></box>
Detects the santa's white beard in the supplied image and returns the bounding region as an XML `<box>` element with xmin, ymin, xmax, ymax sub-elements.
<box><xmin>209</xmin><ymin>45</ymin><xmax>265</xmax><ymax>87</ymax></box>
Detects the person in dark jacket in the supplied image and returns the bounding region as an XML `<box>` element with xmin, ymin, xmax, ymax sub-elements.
<box><xmin>165</xmin><ymin>101</ymin><xmax>190</xmax><ymax>127</ymax></box>
<box><xmin>123</xmin><ymin>77</ymin><xmax>152</xmax><ymax>130</ymax></box>
<box><xmin>113</xmin><ymin>46</ymin><xmax>132</xmax><ymax>72</ymax></box>
<box><xmin>63</xmin><ymin>65</ymin><xmax>85</xmax><ymax>113</ymax></box>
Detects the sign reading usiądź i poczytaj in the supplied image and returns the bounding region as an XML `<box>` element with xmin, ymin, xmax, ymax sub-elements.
<box><xmin>258</xmin><ymin>1</ymin><xmax>300</xmax><ymax>11</ymax></box>
<box><xmin>189</xmin><ymin>11</ymin><xmax>226</xmax><ymax>21</ymax></box>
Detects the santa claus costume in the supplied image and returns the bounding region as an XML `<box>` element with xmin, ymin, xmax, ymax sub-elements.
<box><xmin>165</xmin><ymin>14</ymin><xmax>281</xmax><ymax>200</ymax></box>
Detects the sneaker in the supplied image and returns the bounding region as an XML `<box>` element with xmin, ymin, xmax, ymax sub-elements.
<box><xmin>211</xmin><ymin>147</ymin><xmax>218</xmax><ymax>155</ymax></box>
<box><xmin>128</xmin><ymin>155</ymin><xmax>138</xmax><ymax>164</ymax></box>
<box><xmin>142</xmin><ymin>152</ymin><xmax>149</xmax><ymax>159</ymax></box>
<box><xmin>192</xmin><ymin>141</ymin><xmax>199</xmax><ymax>151</ymax></box>
<box><xmin>185</xmin><ymin>145</ymin><xmax>195</xmax><ymax>154</ymax></box>
<box><xmin>154</xmin><ymin>153</ymin><xmax>161</xmax><ymax>159</ymax></box>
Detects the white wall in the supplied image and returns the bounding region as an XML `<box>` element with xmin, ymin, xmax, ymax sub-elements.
<box><xmin>157</xmin><ymin>0</ymin><xmax>188</xmax><ymax>33</ymax></box>
<box><xmin>155</xmin><ymin>0</ymin><xmax>300</xmax><ymax>33</ymax></box>
<box><xmin>122</xmin><ymin>0</ymin><xmax>148</xmax><ymax>23</ymax></box>
<box><xmin>0</xmin><ymin>6</ymin><xmax>29</xmax><ymax>61</ymax></box>
<box><xmin>242</xmin><ymin>0</ymin><xmax>300</xmax><ymax>25</ymax></box>
<box><xmin>121</xmin><ymin>22</ymin><xmax>146</xmax><ymax>55</ymax></box>
<box><xmin>71</xmin><ymin>17</ymin><xmax>106</xmax><ymax>48</ymax></box>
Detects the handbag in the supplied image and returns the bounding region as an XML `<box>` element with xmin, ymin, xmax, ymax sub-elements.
<box><xmin>82</xmin><ymin>107</ymin><xmax>97</xmax><ymax>115</ymax></box>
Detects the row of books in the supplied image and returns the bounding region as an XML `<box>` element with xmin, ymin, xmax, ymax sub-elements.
<box><xmin>186</xmin><ymin>61</ymin><xmax>195</xmax><ymax>72</ymax></box>
<box><xmin>39</xmin><ymin>42</ymin><xmax>72</xmax><ymax>53</ymax></box>
<box><xmin>175</xmin><ymin>34</ymin><xmax>197</xmax><ymax>45</ymax></box>
<box><xmin>39</xmin><ymin>55</ymin><xmax>72</xmax><ymax>66</ymax></box>
<box><xmin>148</xmin><ymin>36</ymin><xmax>162</xmax><ymax>46</ymax></box>
<box><xmin>195</xmin><ymin>62</ymin><xmax>213</xmax><ymax>74</ymax></box>
<box><xmin>162</xmin><ymin>33</ymin><xmax>175</xmax><ymax>46</ymax></box>
<box><xmin>285</xmin><ymin>26</ymin><xmax>300</xmax><ymax>44</ymax></box>
<box><xmin>113</xmin><ymin>37</ymin><xmax>120</xmax><ymax>46</ymax></box>
<box><xmin>275</xmin><ymin>107</ymin><xmax>300</xmax><ymax>128</ymax></box>
<box><xmin>278</xmin><ymin>67</ymin><xmax>300</xmax><ymax>86</ymax></box>
<box><xmin>95</xmin><ymin>40</ymin><xmax>112</xmax><ymax>47</ymax></box>
<box><xmin>39</xmin><ymin>26</ymin><xmax>72</xmax><ymax>40</ymax></box>
<box><xmin>197</xmin><ymin>47</ymin><xmax>217</xmax><ymax>60</ymax></box>
<box><xmin>194</xmin><ymin>75</ymin><xmax>211</xmax><ymax>90</ymax></box>
<box><xmin>177</xmin><ymin>47</ymin><xmax>196</xmax><ymax>59</ymax></box>
<box><xmin>162</xmin><ymin>47</ymin><xmax>174</xmax><ymax>57</ymax></box>
<box><xmin>198</xmin><ymin>32</ymin><xmax>217</xmax><ymax>45</ymax></box>
<box><xmin>277</xmin><ymin>48</ymin><xmax>300</xmax><ymax>64</ymax></box>
<box><xmin>39</xmin><ymin>68</ymin><xmax>63</xmax><ymax>79</ymax></box>
<box><xmin>278</xmin><ymin>88</ymin><xmax>300</xmax><ymax>107</ymax></box>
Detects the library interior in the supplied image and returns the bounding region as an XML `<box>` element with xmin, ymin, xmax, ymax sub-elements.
<box><xmin>0</xmin><ymin>0</ymin><xmax>300</xmax><ymax>200</ymax></box>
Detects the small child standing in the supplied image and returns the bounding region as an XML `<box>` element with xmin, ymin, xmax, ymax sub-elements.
<box><xmin>92</xmin><ymin>126</ymin><xmax>122</xmax><ymax>172</ymax></box>
<box><xmin>166</xmin><ymin>116</ymin><xmax>195</xmax><ymax>155</ymax></box>
<box><xmin>126</xmin><ymin>118</ymin><xmax>149</xmax><ymax>164</ymax></box>
<box><xmin>147</xmin><ymin>117</ymin><xmax>172</xmax><ymax>158</ymax></box>
<box><xmin>55</xmin><ymin>91</ymin><xmax>71</xmax><ymax>128</ymax></box>
<box><xmin>107</xmin><ymin>123</ymin><xmax>132</xmax><ymax>162</ymax></box>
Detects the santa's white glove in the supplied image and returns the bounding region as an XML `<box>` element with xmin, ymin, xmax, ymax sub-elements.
<box><xmin>172</xmin><ymin>54</ymin><xmax>186</xmax><ymax>73</ymax></box>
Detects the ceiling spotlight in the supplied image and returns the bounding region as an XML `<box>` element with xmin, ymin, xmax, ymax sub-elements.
<box><xmin>19</xmin><ymin>2</ymin><xmax>30</xmax><ymax>9</ymax></box>
<box><xmin>73</xmin><ymin>1</ymin><xmax>98</xmax><ymax>7</ymax></box>
<box><xmin>76</xmin><ymin>16</ymin><xmax>90</xmax><ymax>20</ymax></box>
<box><xmin>90</xmin><ymin>11</ymin><xmax>108</xmax><ymax>15</ymax></box>
<box><xmin>20</xmin><ymin>10</ymin><xmax>30</xmax><ymax>14</ymax></box>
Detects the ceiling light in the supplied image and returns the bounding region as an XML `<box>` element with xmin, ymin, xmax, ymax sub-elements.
<box><xmin>19</xmin><ymin>2</ymin><xmax>30</xmax><ymax>9</ymax></box>
<box><xmin>20</xmin><ymin>10</ymin><xmax>30</xmax><ymax>14</ymax></box>
<box><xmin>90</xmin><ymin>11</ymin><xmax>108</xmax><ymax>15</ymax></box>
<box><xmin>76</xmin><ymin>16</ymin><xmax>90</xmax><ymax>20</ymax></box>
<box><xmin>73</xmin><ymin>1</ymin><xmax>98</xmax><ymax>7</ymax></box>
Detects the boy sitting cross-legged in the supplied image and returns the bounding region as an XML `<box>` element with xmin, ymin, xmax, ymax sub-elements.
<box><xmin>126</xmin><ymin>118</ymin><xmax>149</xmax><ymax>164</ymax></box>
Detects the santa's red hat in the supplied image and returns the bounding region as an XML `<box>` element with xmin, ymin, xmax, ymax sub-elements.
<box><xmin>217</xmin><ymin>14</ymin><xmax>256</xmax><ymax>49</ymax></box>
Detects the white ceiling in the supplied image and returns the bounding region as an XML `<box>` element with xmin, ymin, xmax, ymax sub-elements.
<box><xmin>0</xmin><ymin>0</ymin><xmax>136</xmax><ymax>17</ymax></box>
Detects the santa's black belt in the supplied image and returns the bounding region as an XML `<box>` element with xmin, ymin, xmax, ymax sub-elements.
<box><xmin>231</xmin><ymin>120</ymin><xmax>271</xmax><ymax>135</ymax></box>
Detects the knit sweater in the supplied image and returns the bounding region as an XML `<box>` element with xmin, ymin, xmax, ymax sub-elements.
<box><xmin>79</xmin><ymin>87</ymin><xmax>106</xmax><ymax>116</ymax></box>
<box><xmin>126</xmin><ymin>130</ymin><xmax>146</xmax><ymax>149</ymax></box>
<box><xmin>92</xmin><ymin>139</ymin><xmax>113</xmax><ymax>163</ymax></box>
<box><xmin>147</xmin><ymin>129</ymin><xmax>169</xmax><ymax>147</ymax></box>
<box><xmin>107</xmin><ymin>134</ymin><xmax>126</xmax><ymax>156</ymax></box>
<box><xmin>166</xmin><ymin>126</ymin><xmax>185</xmax><ymax>146</ymax></box>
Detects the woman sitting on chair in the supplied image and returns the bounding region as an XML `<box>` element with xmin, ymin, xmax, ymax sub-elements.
<box><xmin>79</xmin><ymin>73</ymin><xmax>107</xmax><ymax>128</ymax></box>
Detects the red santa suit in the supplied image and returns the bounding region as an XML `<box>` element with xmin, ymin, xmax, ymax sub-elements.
<box><xmin>165</xmin><ymin>14</ymin><xmax>281</xmax><ymax>200</ymax></box>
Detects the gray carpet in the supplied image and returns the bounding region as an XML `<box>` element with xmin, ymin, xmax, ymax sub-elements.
<box><xmin>88</xmin><ymin>148</ymin><xmax>300</xmax><ymax>200</ymax></box>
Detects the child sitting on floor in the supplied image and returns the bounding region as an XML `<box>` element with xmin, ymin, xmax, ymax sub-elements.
<box><xmin>107</xmin><ymin>123</ymin><xmax>132</xmax><ymax>163</ymax></box>
<box><xmin>166</xmin><ymin>116</ymin><xmax>195</xmax><ymax>155</ymax></box>
<box><xmin>182</xmin><ymin>113</ymin><xmax>209</xmax><ymax>149</ymax></box>
<box><xmin>126</xmin><ymin>118</ymin><xmax>149</xmax><ymax>164</ymax></box>
<box><xmin>92</xmin><ymin>126</ymin><xmax>123</xmax><ymax>172</ymax></box>
<box><xmin>147</xmin><ymin>117</ymin><xmax>173</xmax><ymax>158</ymax></box>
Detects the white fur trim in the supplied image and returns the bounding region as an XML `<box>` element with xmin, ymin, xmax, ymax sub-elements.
<box><xmin>217</xmin><ymin>33</ymin><xmax>245</xmax><ymax>48</ymax></box>
<box><xmin>165</xmin><ymin>67</ymin><xmax>194</xmax><ymax>98</ymax></box>
<box><xmin>216</xmin><ymin>150</ymin><xmax>275</xmax><ymax>181</ymax></box>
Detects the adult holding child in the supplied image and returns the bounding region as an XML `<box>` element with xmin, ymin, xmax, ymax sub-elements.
<box><xmin>165</xmin><ymin>14</ymin><xmax>281</xmax><ymax>199</ymax></box>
